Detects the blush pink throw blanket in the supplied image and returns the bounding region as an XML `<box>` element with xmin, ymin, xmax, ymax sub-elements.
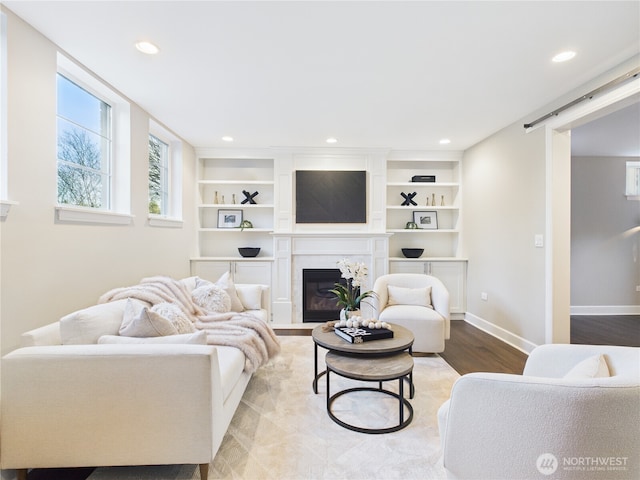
<box><xmin>99</xmin><ymin>276</ymin><xmax>280</xmax><ymax>373</ymax></box>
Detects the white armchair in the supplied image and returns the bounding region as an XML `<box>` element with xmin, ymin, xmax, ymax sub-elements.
<box><xmin>438</xmin><ymin>344</ymin><xmax>640</xmax><ymax>480</ymax></box>
<box><xmin>372</xmin><ymin>273</ymin><xmax>450</xmax><ymax>353</ymax></box>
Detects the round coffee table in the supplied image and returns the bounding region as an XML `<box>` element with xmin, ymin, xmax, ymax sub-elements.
<box><xmin>325</xmin><ymin>350</ymin><xmax>414</xmax><ymax>434</ymax></box>
<box><xmin>311</xmin><ymin>323</ymin><xmax>415</xmax><ymax>395</ymax></box>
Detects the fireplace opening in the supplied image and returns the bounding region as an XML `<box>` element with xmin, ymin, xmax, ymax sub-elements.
<box><xmin>302</xmin><ymin>268</ymin><xmax>346</xmax><ymax>322</ymax></box>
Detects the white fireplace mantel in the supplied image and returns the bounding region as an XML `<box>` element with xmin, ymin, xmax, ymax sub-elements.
<box><xmin>270</xmin><ymin>232</ymin><xmax>391</xmax><ymax>324</ymax></box>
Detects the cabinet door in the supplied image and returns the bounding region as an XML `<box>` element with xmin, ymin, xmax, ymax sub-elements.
<box><xmin>389</xmin><ymin>261</ymin><xmax>426</xmax><ymax>274</ymax></box>
<box><xmin>429</xmin><ymin>261</ymin><xmax>466</xmax><ymax>313</ymax></box>
<box><xmin>234</xmin><ymin>261</ymin><xmax>272</xmax><ymax>285</ymax></box>
<box><xmin>190</xmin><ymin>261</ymin><xmax>231</xmax><ymax>282</ymax></box>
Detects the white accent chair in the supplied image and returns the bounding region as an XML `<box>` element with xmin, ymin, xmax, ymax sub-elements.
<box><xmin>438</xmin><ymin>344</ymin><xmax>640</xmax><ymax>480</ymax></box>
<box><xmin>372</xmin><ymin>273</ymin><xmax>450</xmax><ymax>353</ymax></box>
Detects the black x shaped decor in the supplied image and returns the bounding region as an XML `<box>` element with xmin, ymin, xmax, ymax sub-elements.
<box><xmin>400</xmin><ymin>192</ymin><xmax>417</xmax><ymax>206</ymax></box>
<box><xmin>241</xmin><ymin>190</ymin><xmax>259</xmax><ymax>204</ymax></box>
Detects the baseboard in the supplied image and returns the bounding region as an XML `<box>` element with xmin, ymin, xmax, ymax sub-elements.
<box><xmin>463</xmin><ymin>312</ymin><xmax>538</xmax><ymax>354</ymax></box>
<box><xmin>570</xmin><ymin>305</ymin><xmax>640</xmax><ymax>315</ymax></box>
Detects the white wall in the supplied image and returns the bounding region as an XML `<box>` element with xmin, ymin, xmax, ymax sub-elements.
<box><xmin>0</xmin><ymin>9</ymin><xmax>197</xmax><ymax>354</ymax></box>
<box><xmin>571</xmin><ymin>155</ymin><xmax>640</xmax><ymax>312</ymax></box>
<box><xmin>462</xmin><ymin>122</ymin><xmax>547</xmax><ymax>348</ymax></box>
<box><xmin>462</xmin><ymin>56</ymin><xmax>640</xmax><ymax>350</ymax></box>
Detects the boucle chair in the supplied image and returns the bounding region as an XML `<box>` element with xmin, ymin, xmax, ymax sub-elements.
<box><xmin>438</xmin><ymin>344</ymin><xmax>640</xmax><ymax>480</ymax></box>
<box><xmin>372</xmin><ymin>273</ymin><xmax>450</xmax><ymax>353</ymax></box>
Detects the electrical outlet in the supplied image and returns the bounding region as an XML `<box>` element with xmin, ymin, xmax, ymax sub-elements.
<box><xmin>481</xmin><ymin>292</ymin><xmax>488</xmax><ymax>301</ymax></box>
<box><xmin>534</xmin><ymin>234</ymin><xmax>544</xmax><ymax>248</ymax></box>
<box><xmin>636</xmin><ymin>285</ymin><xmax>640</xmax><ymax>292</ymax></box>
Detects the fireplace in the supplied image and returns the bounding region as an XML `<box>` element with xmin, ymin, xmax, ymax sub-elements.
<box><xmin>302</xmin><ymin>269</ymin><xmax>345</xmax><ymax>322</ymax></box>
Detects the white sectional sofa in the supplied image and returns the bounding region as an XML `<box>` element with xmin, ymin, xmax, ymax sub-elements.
<box><xmin>1</xmin><ymin>278</ymin><xmax>272</xmax><ymax>480</ymax></box>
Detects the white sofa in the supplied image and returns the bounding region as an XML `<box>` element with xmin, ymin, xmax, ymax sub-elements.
<box><xmin>438</xmin><ymin>344</ymin><xmax>640</xmax><ymax>480</ymax></box>
<box><xmin>372</xmin><ymin>273</ymin><xmax>450</xmax><ymax>353</ymax></box>
<box><xmin>0</xmin><ymin>280</ymin><xmax>271</xmax><ymax>480</ymax></box>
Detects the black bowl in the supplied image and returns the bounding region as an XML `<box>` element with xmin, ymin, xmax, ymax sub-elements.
<box><xmin>238</xmin><ymin>247</ymin><xmax>260</xmax><ymax>258</ymax></box>
<box><xmin>402</xmin><ymin>248</ymin><xmax>424</xmax><ymax>258</ymax></box>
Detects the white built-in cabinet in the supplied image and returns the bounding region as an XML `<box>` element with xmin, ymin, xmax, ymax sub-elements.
<box><xmin>190</xmin><ymin>259</ymin><xmax>272</xmax><ymax>285</ymax></box>
<box><xmin>385</xmin><ymin>152</ymin><xmax>466</xmax><ymax>317</ymax></box>
<box><xmin>386</xmin><ymin>152</ymin><xmax>461</xmax><ymax>258</ymax></box>
<box><xmin>191</xmin><ymin>153</ymin><xmax>275</xmax><ymax>285</ymax></box>
<box><xmin>189</xmin><ymin>148</ymin><xmax>467</xmax><ymax>322</ymax></box>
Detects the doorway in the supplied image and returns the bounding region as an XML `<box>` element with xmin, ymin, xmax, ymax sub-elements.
<box><xmin>545</xmin><ymin>87</ymin><xmax>640</xmax><ymax>343</ymax></box>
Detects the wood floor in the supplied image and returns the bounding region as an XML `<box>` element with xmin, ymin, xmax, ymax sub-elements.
<box><xmin>23</xmin><ymin>315</ymin><xmax>640</xmax><ymax>479</ymax></box>
<box><xmin>570</xmin><ymin>314</ymin><xmax>640</xmax><ymax>347</ymax></box>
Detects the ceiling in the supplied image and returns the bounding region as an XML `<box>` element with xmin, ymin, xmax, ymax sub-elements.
<box><xmin>4</xmin><ymin>1</ymin><xmax>640</xmax><ymax>152</ymax></box>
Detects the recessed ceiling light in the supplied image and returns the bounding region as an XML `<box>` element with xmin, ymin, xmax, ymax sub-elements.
<box><xmin>552</xmin><ymin>50</ymin><xmax>576</xmax><ymax>63</ymax></box>
<box><xmin>326</xmin><ymin>137</ymin><xmax>338</xmax><ymax>144</ymax></box>
<box><xmin>439</xmin><ymin>138</ymin><xmax>451</xmax><ymax>145</ymax></box>
<box><xmin>135</xmin><ymin>41</ymin><xmax>159</xmax><ymax>55</ymax></box>
<box><xmin>222</xmin><ymin>136</ymin><xmax>234</xmax><ymax>142</ymax></box>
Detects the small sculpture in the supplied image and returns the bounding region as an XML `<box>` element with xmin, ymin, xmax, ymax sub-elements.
<box><xmin>241</xmin><ymin>190</ymin><xmax>259</xmax><ymax>204</ymax></box>
<box><xmin>400</xmin><ymin>192</ymin><xmax>417</xmax><ymax>206</ymax></box>
<box><xmin>441</xmin><ymin>195</ymin><xmax>445</xmax><ymax>206</ymax></box>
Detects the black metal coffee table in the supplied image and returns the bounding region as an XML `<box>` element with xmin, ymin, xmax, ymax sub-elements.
<box><xmin>311</xmin><ymin>323</ymin><xmax>415</xmax><ymax>395</ymax></box>
<box><xmin>325</xmin><ymin>350</ymin><xmax>414</xmax><ymax>434</ymax></box>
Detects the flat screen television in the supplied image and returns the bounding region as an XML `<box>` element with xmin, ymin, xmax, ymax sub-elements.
<box><xmin>295</xmin><ymin>170</ymin><xmax>367</xmax><ymax>224</ymax></box>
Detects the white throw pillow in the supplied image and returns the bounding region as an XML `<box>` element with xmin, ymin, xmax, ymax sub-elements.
<box><xmin>236</xmin><ymin>284</ymin><xmax>263</xmax><ymax>311</ymax></box>
<box><xmin>564</xmin><ymin>354</ymin><xmax>610</xmax><ymax>379</ymax></box>
<box><xmin>213</xmin><ymin>271</ymin><xmax>245</xmax><ymax>312</ymax></box>
<box><xmin>192</xmin><ymin>283</ymin><xmax>231</xmax><ymax>313</ymax></box>
<box><xmin>179</xmin><ymin>276</ymin><xmax>199</xmax><ymax>292</ymax></box>
<box><xmin>387</xmin><ymin>285</ymin><xmax>433</xmax><ymax>308</ymax></box>
<box><xmin>98</xmin><ymin>331</ymin><xmax>207</xmax><ymax>345</ymax></box>
<box><xmin>150</xmin><ymin>302</ymin><xmax>195</xmax><ymax>333</ymax></box>
<box><xmin>60</xmin><ymin>298</ymin><xmax>140</xmax><ymax>344</ymax></box>
<box><xmin>119</xmin><ymin>299</ymin><xmax>179</xmax><ymax>337</ymax></box>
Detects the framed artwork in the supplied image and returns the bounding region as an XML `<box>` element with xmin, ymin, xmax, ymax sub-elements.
<box><xmin>413</xmin><ymin>211</ymin><xmax>438</xmax><ymax>229</ymax></box>
<box><xmin>217</xmin><ymin>209</ymin><xmax>243</xmax><ymax>228</ymax></box>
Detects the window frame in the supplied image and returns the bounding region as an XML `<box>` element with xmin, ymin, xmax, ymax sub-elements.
<box><xmin>148</xmin><ymin>119</ymin><xmax>183</xmax><ymax>228</ymax></box>
<box><xmin>55</xmin><ymin>53</ymin><xmax>132</xmax><ymax>225</ymax></box>
<box><xmin>56</xmin><ymin>72</ymin><xmax>113</xmax><ymax>209</ymax></box>
<box><xmin>0</xmin><ymin>11</ymin><xmax>17</xmax><ymax>220</ymax></box>
<box><xmin>625</xmin><ymin>160</ymin><xmax>640</xmax><ymax>200</ymax></box>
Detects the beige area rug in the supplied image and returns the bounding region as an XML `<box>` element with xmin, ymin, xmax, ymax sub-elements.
<box><xmin>88</xmin><ymin>335</ymin><xmax>459</xmax><ymax>480</ymax></box>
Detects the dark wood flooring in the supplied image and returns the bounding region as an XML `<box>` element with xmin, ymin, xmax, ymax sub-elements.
<box><xmin>22</xmin><ymin>315</ymin><xmax>640</xmax><ymax>479</ymax></box>
<box><xmin>570</xmin><ymin>314</ymin><xmax>640</xmax><ymax>347</ymax></box>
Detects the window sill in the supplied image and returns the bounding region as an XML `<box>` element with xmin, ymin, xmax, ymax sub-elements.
<box><xmin>0</xmin><ymin>200</ymin><xmax>18</xmax><ymax>220</ymax></box>
<box><xmin>148</xmin><ymin>215</ymin><xmax>183</xmax><ymax>228</ymax></box>
<box><xmin>626</xmin><ymin>195</ymin><xmax>640</xmax><ymax>201</ymax></box>
<box><xmin>55</xmin><ymin>206</ymin><xmax>134</xmax><ymax>225</ymax></box>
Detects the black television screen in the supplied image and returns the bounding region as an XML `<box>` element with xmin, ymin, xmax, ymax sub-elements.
<box><xmin>295</xmin><ymin>170</ymin><xmax>367</xmax><ymax>224</ymax></box>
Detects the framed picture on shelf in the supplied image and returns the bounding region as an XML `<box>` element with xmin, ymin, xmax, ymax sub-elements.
<box><xmin>217</xmin><ymin>209</ymin><xmax>243</xmax><ymax>228</ymax></box>
<box><xmin>413</xmin><ymin>211</ymin><xmax>438</xmax><ymax>229</ymax></box>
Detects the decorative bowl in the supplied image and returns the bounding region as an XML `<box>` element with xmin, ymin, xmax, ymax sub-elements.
<box><xmin>238</xmin><ymin>247</ymin><xmax>260</xmax><ymax>257</ymax></box>
<box><xmin>401</xmin><ymin>248</ymin><xmax>424</xmax><ymax>258</ymax></box>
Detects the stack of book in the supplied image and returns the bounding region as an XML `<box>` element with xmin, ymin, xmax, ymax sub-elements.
<box><xmin>334</xmin><ymin>326</ymin><xmax>394</xmax><ymax>344</ymax></box>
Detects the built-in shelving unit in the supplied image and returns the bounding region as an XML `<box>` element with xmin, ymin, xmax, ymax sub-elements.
<box><xmin>190</xmin><ymin>148</ymin><xmax>467</xmax><ymax>320</ymax></box>
<box><xmin>385</xmin><ymin>152</ymin><xmax>462</xmax><ymax>259</ymax></box>
<box><xmin>194</xmin><ymin>154</ymin><xmax>275</xmax><ymax>275</ymax></box>
<box><xmin>385</xmin><ymin>152</ymin><xmax>466</xmax><ymax>316</ymax></box>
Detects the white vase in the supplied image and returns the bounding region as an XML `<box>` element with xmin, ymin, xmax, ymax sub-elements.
<box><xmin>340</xmin><ymin>308</ymin><xmax>361</xmax><ymax>321</ymax></box>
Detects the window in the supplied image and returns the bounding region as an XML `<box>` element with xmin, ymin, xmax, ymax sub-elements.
<box><xmin>56</xmin><ymin>53</ymin><xmax>131</xmax><ymax>224</ymax></box>
<box><xmin>0</xmin><ymin>12</ymin><xmax>14</xmax><ymax>220</ymax></box>
<box><xmin>626</xmin><ymin>161</ymin><xmax>640</xmax><ymax>199</ymax></box>
<box><xmin>148</xmin><ymin>119</ymin><xmax>182</xmax><ymax>227</ymax></box>
<box><xmin>148</xmin><ymin>134</ymin><xmax>169</xmax><ymax>214</ymax></box>
<box><xmin>56</xmin><ymin>73</ymin><xmax>112</xmax><ymax>208</ymax></box>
